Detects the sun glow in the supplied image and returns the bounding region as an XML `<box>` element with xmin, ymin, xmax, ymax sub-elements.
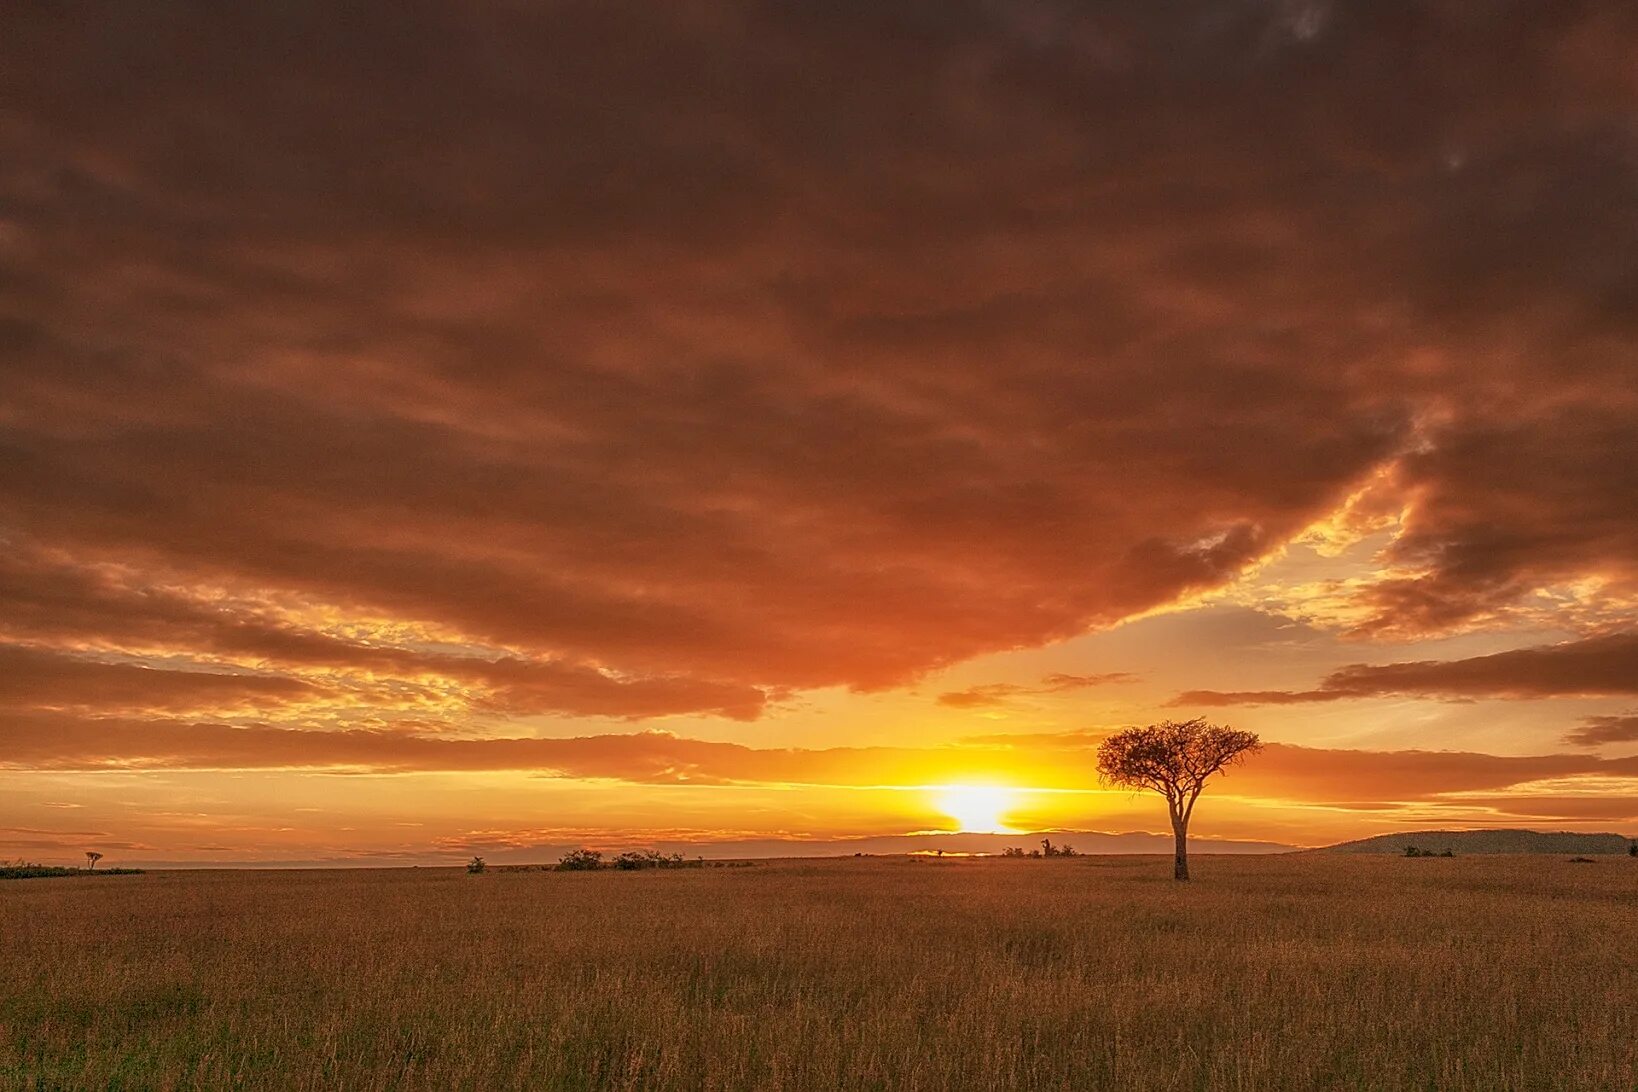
<box><xmin>934</xmin><ymin>785</ymin><xmax>1019</xmax><ymax>833</ymax></box>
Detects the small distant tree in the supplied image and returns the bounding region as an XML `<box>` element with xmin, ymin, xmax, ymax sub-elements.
<box><xmin>1000</xmin><ymin>846</ymin><xmax>1027</xmax><ymax>858</ymax></box>
<box><xmin>1041</xmin><ymin>837</ymin><xmax>1054</xmax><ymax>857</ymax></box>
<box><xmin>1097</xmin><ymin>717</ymin><xmax>1261</xmax><ymax>881</ymax></box>
<box><xmin>1629</xmin><ymin>841</ymin><xmax>1636</xmax><ymax>858</ymax></box>
<box><xmin>84</xmin><ymin>851</ymin><xmax>103</xmax><ymax>871</ymax></box>
<box><xmin>466</xmin><ymin>856</ymin><xmax>486</xmax><ymax>874</ymax></box>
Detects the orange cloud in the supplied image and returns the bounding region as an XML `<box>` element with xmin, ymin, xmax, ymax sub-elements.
<box><xmin>1176</xmin><ymin>632</ymin><xmax>1638</xmax><ymax>706</ymax></box>
<box><xmin>6</xmin><ymin>715</ymin><xmax>1638</xmax><ymax>819</ymax></box>
<box><xmin>936</xmin><ymin>672</ymin><xmax>1136</xmax><ymax>708</ymax></box>
<box><xmin>1565</xmin><ymin>714</ymin><xmax>1638</xmax><ymax>748</ymax></box>
<box><xmin>0</xmin><ymin>644</ymin><xmax>319</xmax><ymax>713</ymax></box>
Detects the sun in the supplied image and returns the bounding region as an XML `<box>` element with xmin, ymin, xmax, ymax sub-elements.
<box><xmin>934</xmin><ymin>785</ymin><xmax>1019</xmax><ymax>833</ymax></box>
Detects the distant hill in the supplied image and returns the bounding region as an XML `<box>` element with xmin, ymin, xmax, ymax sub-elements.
<box><xmin>1324</xmin><ymin>829</ymin><xmax>1634</xmax><ymax>855</ymax></box>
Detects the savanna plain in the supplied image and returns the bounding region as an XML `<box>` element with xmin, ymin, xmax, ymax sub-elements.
<box><xmin>3</xmin><ymin>854</ymin><xmax>1634</xmax><ymax>1091</ymax></box>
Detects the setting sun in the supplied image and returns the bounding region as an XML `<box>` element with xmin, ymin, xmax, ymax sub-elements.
<box><xmin>934</xmin><ymin>785</ymin><xmax>1019</xmax><ymax>833</ymax></box>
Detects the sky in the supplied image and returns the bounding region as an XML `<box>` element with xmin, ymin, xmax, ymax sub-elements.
<box><xmin>2</xmin><ymin>2</ymin><xmax>1637</xmax><ymax>865</ymax></box>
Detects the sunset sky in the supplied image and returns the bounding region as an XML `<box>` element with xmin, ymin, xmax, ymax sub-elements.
<box><xmin>3</xmin><ymin>2</ymin><xmax>1637</xmax><ymax>865</ymax></box>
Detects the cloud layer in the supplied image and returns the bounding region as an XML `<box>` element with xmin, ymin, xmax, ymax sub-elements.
<box><xmin>0</xmin><ymin>2</ymin><xmax>1635</xmax><ymax>728</ymax></box>
<box><xmin>5</xmin><ymin>715</ymin><xmax>1637</xmax><ymax>828</ymax></box>
<box><xmin>1176</xmin><ymin>632</ymin><xmax>1638</xmax><ymax>706</ymax></box>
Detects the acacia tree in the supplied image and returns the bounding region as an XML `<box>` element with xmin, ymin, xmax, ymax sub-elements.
<box><xmin>84</xmin><ymin>851</ymin><xmax>103</xmax><ymax>871</ymax></box>
<box><xmin>1096</xmin><ymin>717</ymin><xmax>1261</xmax><ymax>881</ymax></box>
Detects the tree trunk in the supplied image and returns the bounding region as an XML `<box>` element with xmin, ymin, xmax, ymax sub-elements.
<box><xmin>1172</xmin><ymin>819</ymin><xmax>1189</xmax><ymax>881</ymax></box>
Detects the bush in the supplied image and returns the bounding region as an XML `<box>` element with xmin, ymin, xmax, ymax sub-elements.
<box><xmin>1000</xmin><ymin>847</ymin><xmax>1027</xmax><ymax>858</ymax></box>
<box><xmin>614</xmin><ymin>849</ymin><xmax>693</xmax><ymax>870</ymax></box>
<box><xmin>556</xmin><ymin>848</ymin><xmax>603</xmax><ymax>871</ymax></box>
<box><xmin>467</xmin><ymin>856</ymin><xmax>486</xmax><ymax>874</ymax></box>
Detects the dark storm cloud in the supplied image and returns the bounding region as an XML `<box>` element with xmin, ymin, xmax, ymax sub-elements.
<box><xmin>1175</xmin><ymin>631</ymin><xmax>1638</xmax><ymax>705</ymax></box>
<box><xmin>1</xmin><ymin>2</ymin><xmax>1636</xmax><ymax>718</ymax></box>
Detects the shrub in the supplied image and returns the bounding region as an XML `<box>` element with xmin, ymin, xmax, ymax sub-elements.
<box><xmin>1000</xmin><ymin>847</ymin><xmax>1027</xmax><ymax>858</ymax></box>
<box><xmin>614</xmin><ymin>849</ymin><xmax>700</xmax><ymax>870</ymax></box>
<box><xmin>556</xmin><ymin>848</ymin><xmax>603</xmax><ymax>871</ymax></box>
<box><xmin>467</xmin><ymin>856</ymin><xmax>486</xmax><ymax>874</ymax></box>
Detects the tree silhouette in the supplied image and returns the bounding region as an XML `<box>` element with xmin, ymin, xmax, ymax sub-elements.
<box><xmin>1097</xmin><ymin>717</ymin><xmax>1261</xmax><ymax>881</ymax></box>
<box><xmin>84</xmin><ymin>851</ymin><xmax>103</xmax><ymax>871</ymax></box>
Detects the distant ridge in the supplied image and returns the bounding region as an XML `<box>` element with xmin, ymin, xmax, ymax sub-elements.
<box><xmin>1323</xmin><ymin>829</ymin><xmax>1634</xmax><ymax>855</ymax></box>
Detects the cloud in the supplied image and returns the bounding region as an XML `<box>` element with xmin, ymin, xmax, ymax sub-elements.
<box><xmin>1565</xmin><ymin>714</ymin><xmax>1638</xmax><ymax>748</ymax></box>
<box><xmin>936</xmin><ymin>672</ymin><xmax>1136</xmax><ymax>708</ymax></box>
<box><xmin>7</xmin><ymin>714</ymin><xmax>1638</xmax><ymax>820</ymax></box>
<box><xmin>1175</xmin><ymin>632</ymin><xmax>1638</xmax><ymax>706</ymax></box>
<box><xmin>0</xmin><ymin>632</ymin><xmax>763</xmax><ymax>722</ymax></box>
<box><xmin>1040</xmin><ymin>673</ymin><xmax>1139</xmax><ymax>691</ymax></box>
<box><xmin>0</xmin><ymin>644</ymin><xmax>320</xmax><ymax>713</ymax></box>
<box><xmin>0</xmin><ymin>2</ymin><xmax>1634</xmax><ymax>724</ymax></box>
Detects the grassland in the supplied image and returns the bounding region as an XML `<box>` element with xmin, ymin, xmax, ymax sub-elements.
<box><xmin>3</xmin><ymin>854</ymin><xmax>1634</xmax><ymax>1090</ymax></box>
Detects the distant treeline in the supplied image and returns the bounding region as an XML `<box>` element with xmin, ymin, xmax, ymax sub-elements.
<box><xmin>1000</xmin><ymin>838</ymin><xmax>1078</xmax><ymax>859</ymax></box>
<box><xmin>1327</xmin><ymin>829</ymin><xmax>1636</xmax><ymax>855</ymax></box>
<box><xmin>466</xmin><ymin>850</ymin><xmax>755</xmax><ymax>874</ymax></box>
<box><xmin>1</xmin><ymin>860</ymin><xmax>145</xmax><ymax>879</ymax></box>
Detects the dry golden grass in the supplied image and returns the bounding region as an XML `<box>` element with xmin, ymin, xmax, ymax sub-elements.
<box><xmin>3</xmin><ymin>854</ymin><xmax>1634</xmax><ymax>1090</ymax></box>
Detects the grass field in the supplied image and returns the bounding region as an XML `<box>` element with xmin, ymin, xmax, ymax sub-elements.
<box><xmin>4</xmin><ymin>854</ymin><xmax>1635</xmax><ymax>1090</ymax></box>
